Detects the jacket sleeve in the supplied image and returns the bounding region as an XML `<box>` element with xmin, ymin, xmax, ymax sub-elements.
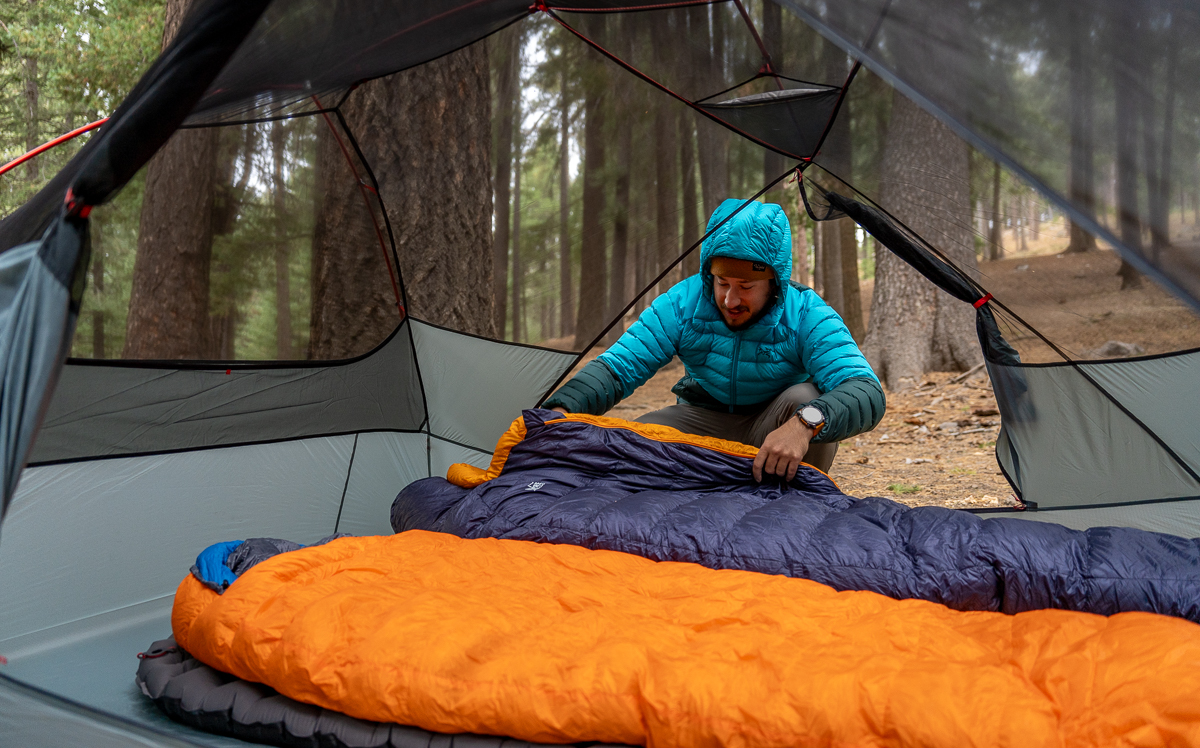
<box><xmin>541</xmin><ymin>359</ymin><xmax>624</xmax><ymax>415</ymax></box>
<box><xmin>809</xmin><ymin>376</ymin><xmax>886</xmax><ymax>443</ymax></box>
<box><xmin>793</xmin><ymin>289</ymin><xmax>885</xmax><ymax>443</ymax></box>
<box><xmin>594</xmin><ymin>287</ymin><xmax>683</xmax><ymax>395</ymax></box>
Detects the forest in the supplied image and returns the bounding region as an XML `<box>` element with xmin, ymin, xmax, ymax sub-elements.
<box><xmin>2</xmin><ymin>0</ymin><xmax>1199</xmax><ymax>389</ymax></box>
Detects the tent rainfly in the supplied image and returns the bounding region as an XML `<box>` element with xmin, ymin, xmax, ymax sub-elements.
<box><xmin>1</xmin><ymin>0</ymin><xmax>1199</xmax><ymax>744</ymax></box>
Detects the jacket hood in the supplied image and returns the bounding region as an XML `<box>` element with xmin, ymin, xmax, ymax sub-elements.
<box><xmin>700</xmin><ymin>199</ymin><xmax>793</xmax><ymax>285</ymax></box>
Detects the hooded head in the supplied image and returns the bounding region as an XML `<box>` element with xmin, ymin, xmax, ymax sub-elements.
<box><xmin>700</xmin><ymin>199</ymin><xmax>793</xmax><ymax>328</ymax></box>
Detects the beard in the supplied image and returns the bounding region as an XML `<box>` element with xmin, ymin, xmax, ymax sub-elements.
<box><xmin>720</xmin><ymin>304</ymin><xmax>753</xmax><ymax>330</ymax></box>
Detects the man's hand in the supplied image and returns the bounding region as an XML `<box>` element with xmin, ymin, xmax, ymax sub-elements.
<box><xmin>753</xmin><ymin>416</ymin><xmax>815</xmax><ymax>482</ymax></box>
<box><xmin>550</xmin><ymin>407</ymin><xmax>568</xmax><ymax>414</ymax></box>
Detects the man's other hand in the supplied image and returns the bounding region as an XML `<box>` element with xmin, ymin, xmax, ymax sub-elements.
<box><xmin>753</xmin><ymin>416</ymin><xmax>815</xmax><ymax>482</ymax></box>
<box><xmin>550</xmin><ymin>407</ymin><xmax>568</xmax><ymax>414</ymax></box>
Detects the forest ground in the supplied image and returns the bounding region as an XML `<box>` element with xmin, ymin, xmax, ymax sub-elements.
<box><xmin>559</xmin><ymin>243</ymin><xmax>1200</xmax><ymax>509</ymax></box>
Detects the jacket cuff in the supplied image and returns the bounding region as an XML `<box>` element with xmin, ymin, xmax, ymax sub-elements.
<box><xmin>809</xmin><ymin>376</ymin><xmax>886</xmax><ymax>443</ymax></box>
<box><xmin>542</xmin><ymin>359</ymin><xmax>625</xmax><ymax>416</ymax></box>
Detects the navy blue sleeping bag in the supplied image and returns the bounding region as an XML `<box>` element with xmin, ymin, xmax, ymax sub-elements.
<box><xmin>393</xmin><ymin>409</ymin><xmax>1200</xmax><ymax>621</ymax></box>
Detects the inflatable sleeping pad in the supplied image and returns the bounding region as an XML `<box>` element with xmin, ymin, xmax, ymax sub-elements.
<box><xmin>160</xmin><ymin>530</ymin><xmax>1200</xmax><ymax>748</ymax></box>
<box><xmin>393</xmin><ymin>409</ymin><xmax>1200</xmax><ymax>621</ymax></box>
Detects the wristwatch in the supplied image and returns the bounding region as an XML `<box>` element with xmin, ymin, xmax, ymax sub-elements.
<box><xmin>796</xmin><ymin>404</ymin><xmax>825</xmax><ymax>433</ymax></box>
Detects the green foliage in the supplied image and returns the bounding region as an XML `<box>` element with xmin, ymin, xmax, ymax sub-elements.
<box><xmin>0</xmin><ymin>0</ymin><xmax>163</xmax><ymax>217</ymax></box>
<box><xmin>887</xmin><ymin>483</ymin><xmax>922</xmax><ymax>494</ymax></box>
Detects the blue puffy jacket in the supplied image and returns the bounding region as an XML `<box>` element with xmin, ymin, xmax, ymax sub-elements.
<box><xmin>546</xmin><ymin>199</ymin><xmax>884</xmax><ymax>442</ymax></box>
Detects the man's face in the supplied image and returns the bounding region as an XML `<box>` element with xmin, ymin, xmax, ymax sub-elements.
<box><xmin>713</xmin><ymin>274</ymin><xmax>771</xmax><ymax>329</ymax></box>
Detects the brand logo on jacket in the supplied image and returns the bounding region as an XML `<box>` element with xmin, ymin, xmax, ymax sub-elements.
<box><xmin>526</xmin><ymin>481</ymin><xmax>546</xmax><ymax>491</ymax></box>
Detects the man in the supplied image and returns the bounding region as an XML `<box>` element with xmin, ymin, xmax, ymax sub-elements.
<box><xmin>544</xmin><ymin>199</ymin><xmax>884</xmax><ymax>481</ymax></box>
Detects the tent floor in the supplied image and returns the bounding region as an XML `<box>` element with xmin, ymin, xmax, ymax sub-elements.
<box><xmin>2</xmin><ymin>596</ymin><xmax>253</xmax><ymax>746</ymax></box>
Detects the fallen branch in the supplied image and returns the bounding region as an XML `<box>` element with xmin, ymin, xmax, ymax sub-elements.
<box><xmin>948</xmin><ymin>362</ymin><xmax>986</xmax><ymax>385</ymax></box>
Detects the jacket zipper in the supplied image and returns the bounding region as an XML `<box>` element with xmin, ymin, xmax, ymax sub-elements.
<box><xmin>729</xmin><ymin>335</ymin><xmax>741</xmax><ymax>412</ymax></box>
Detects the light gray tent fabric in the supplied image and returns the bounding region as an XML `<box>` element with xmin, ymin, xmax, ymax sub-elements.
<box><xmin>0</xmin><ymin>673</ymin><xmax>208</xmax><ymax>748</ymax></box>
<box><xmin>989</xmin><ymin>350</ymin><xmax>1200</xmax><ymax>513</ymax></box>
<box><xmin>410</xmin><ymin>321</ymin><xmax>577</xmax><ymax>453</ymax></box>
<box><xmin>28</xmin><ymin>321</ymin><xmax>425</xmax><ymax>465</ymax></box>
<box><xmin>0</xmin><ymin>321</ymin><xmax>576</xmax><ymax>745</ymax></box>
<box><xmin>0</xmin><ymin>221</ymin><xmax>86</xmax><ymax>519</ymax></box>
<box><xmin>1013</xmin><ymin>498</ymin><xmax>1200</xmax><ymax>539</ymax></box>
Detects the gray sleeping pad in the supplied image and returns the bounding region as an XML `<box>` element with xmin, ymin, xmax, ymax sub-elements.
<box><xmin>136</xmin><ymin>637</ymin><xmax>633</xmax><ymax>748</ymax></box>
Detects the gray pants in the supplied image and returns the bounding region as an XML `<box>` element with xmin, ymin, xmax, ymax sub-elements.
<box><xmin>634</xmin><ymin>383</ymin><xmax>839</xmax><ymax>473</ymax></box>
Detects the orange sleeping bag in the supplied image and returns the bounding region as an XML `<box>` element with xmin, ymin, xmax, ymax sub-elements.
<box><xmin>173</xmin><ymin>530</ymin><xmax>1200</xmax><ymax>748</ymax></box>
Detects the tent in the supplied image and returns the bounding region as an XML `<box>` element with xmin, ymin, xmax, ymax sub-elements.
<box><xmin>1</xmin><ymin>0</ymin><xmax>1199</xmax><ymax>744</ymax></box>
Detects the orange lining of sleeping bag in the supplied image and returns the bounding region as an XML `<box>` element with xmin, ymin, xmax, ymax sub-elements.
<box><xmin>447</xmin><ymin>412</ymin><xmax>836</xmax><ymax>488</ymax></box>
<box><xmin>174</xmin><ymin>530</ymin><xmax>1200</xmax><ymax>748</ymax></box>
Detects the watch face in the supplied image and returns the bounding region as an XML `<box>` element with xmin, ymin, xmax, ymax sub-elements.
<box><xmin>800</xmin><ymin>406</ymin><xmax>824</xmax><ymax>426</ymax></box>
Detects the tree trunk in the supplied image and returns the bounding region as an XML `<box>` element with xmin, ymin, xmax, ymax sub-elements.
<box><xmin>679</xmin><ymin>112</ymin><xmax>701</xmax><ymax>276</ymax></box>
<box><xmin>1113</xmin><ymin>6</ymin><xmax>1143</xmax><ymax>290</ymax></box>
<box><xmin>760</xmin><ymin>0</ymin><xmax>785</xmax><ymax>192</ymax></box>
<box><xmin>558</xmin><ymin>67</ymin><xmax>575</xmax><ymax>338</ymax></box>
<box><xmin>271</xmin><ymin>119</ymin><xmax>293</xmax><ymax>359</ymax></box>
<box><xmin>91</xmin><ymin>216</ymin><xmax>106</xmax><ymax>358</ymax></box>
<box><xmin>511</xmin><ymin>133</ymin><xmax>523</xmax><ymax>343</ymax></box>
<box><xmin>1065</xmin><ymin>6</ymin><xmax>1097</xmax><ymax>254</ymax></box>
<box><xmin>861</xmin><ymin>93</ymin><xmax>980</xmax><ymax>390</ymax></box>
<box><xmin>817</xmin><ymin>31</ymin><xmax>863</xmax><ymax>339</ymax></box>
<box><xmin>653</xmin><ymin>38</ymin><xmax>678</xmax><ymax>292</ymax></box>
<box><xmin>696</xmin><ymin>2</ymin><xmax>729</xmax><ymax>223</ymax></box>
<box><xmin>123</xmin><ymin>0</ymin><xmax>218</xmax><ymax>359</ymax></box>
<box><xmin>574</xmin><ymin>16</ymin><xmax>608</xmax><ymax>348</ymax></box>
<box><xmin>492</xmin><ymin>27</ymin><xmax>519</xmax><ymax>336</ymax></box>
<box><xmin>793</xmin><ymin>206</ymin><xmax>808</xmax><ymax>286</ymax></box>
<box><xmin>812</xmin><ymin>213</ymin><xmax>824</xmax><ymax>296</ymax></box>
<box><xmin>1018</xmin><ymin>193</ymin><xmax>1028</xmax><ymax>252</ymax></box>
<box><xmin>22</xmin><ymin>48</ymin><xmax>38</xmax><ymax>182</ymax></box>
<box><xmin>310</xmin><ymin>44</ymin><xmax>494</xmax><ymax>357</ymax></box>
<box><xmin>608</xmin><ymin>34</ymin><xmax>634</xmax><ymax>343</ymax></box>
<box><xmin>308</xmin><ymin>119</ymin><xmax>395</xmax><ymax>359</ymax></box>
<box><xmin>838</xmin><ymin>218</ymin><xmax>864</xmax><ymax>341</ymax></box>
<box><xmin>987</xmin><ymin>161</ymin><xmax>1003</xmax><ymax>260</ymax></box>
<box><xmin>1148</xmin><ymin>38</ymin><xmax>1177</xmax><ymax>256</ymax></box>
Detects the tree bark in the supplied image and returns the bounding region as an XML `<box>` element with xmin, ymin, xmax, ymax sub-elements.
<box><xmin>123</xmin><ymin>0</ymin><xmax>218</xmax><ymax>359</ymax></box>
<box><xmin>987</xmin><ymin>161</ymin><xmax>1003</xmax><ymax>260</ymax></box>
<box><xmin>574</xmin><ymin>15</ymin><xmax>608</xmax><ymax>348</ymax></box>
<box><xmin>1113</xmin><ymin>4</ymin><xmax>1143</xmax><ymax>290</ymax></box>
<box><xmin>653</xmin><ymin>29</ymin><xmax>678</xmax><ymax>292</ymax></box>
<box><xmin>1148</xmin><ymin>38</ymin><xmax>1177</xmax><ymax>256</ymax></box>
<box><xmin>1065</xmin><ymin>5</ymin><xmax>1097</xmax><ymax>254</ymax></box>
<box><xmin>838</xmin><ymin>218</ymin><xmax>863</xmax><ymax>340</ymax></box>
<box><xmin>310</xmin><ymin>43</ymin><xmax>494</xmax><ymax>357</ymax></box>
<box><xmin>308</xmin><ymin>119</ymin><xmax>395</xmax><ymax>359</ymax></box>
<box><xmin>861</xmin><ymin>93</ymin><xmax>980</xmax><ymax>390</ymax></box>
<box><xmin>492</xmin><ymin>27</ymin><xmax>520</xmax><ymax>336</ymax></box>
<box><xmin>607</xmin><ymin>21</ymin><xmax>634</xmax><ymax>343</ymax></box>
<box><xmin>22</xmin><ymin>46</ymin><xmax>38</xmax><ymax>182</ymax></box>
<box><xmin>760</xmin><ymin>0</ymin><xmax>785</xmax><ymax>192</ymax></box>
<box><xmin>817</xmin><ymin>31</ymin><xmax>863</xmax><ymax>339</ymax></box>
<box><xmin>271</xmin><ymin>119</ymin><xmax>293</xmax><ymax>359</ymax></box>
<box><xmin>558</xmin><ymin>67</ymin><xmax>575</xmax><ymax>338</ymax></box>
<box><xmin>91</xmin><ymin>216</ymin><xmax>106</xmax><ymax>358</ymax></box>
<box><xmin>511</xmin><ymin>132</ymin><xmax>523</xmax><ymax>343</ymax></box>
<box><xmin>679</xmin><ymin>111</ymin><xmax>700</xmax><ymax>276</ymax></box>
<box><xmin>696</xmin><ymin>3</ymin><xmax>729</xmax><ymax>222</ymax></box>
<box><xmin>793</xmin><ymin>206</ymin><xmax>808</xmax><ymax>286</ymax></box>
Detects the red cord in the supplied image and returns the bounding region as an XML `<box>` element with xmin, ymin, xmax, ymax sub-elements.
<box><xmin>311</xmin><ymin>96</ymin><xmax>405</xmax><ymax>317</ymax></box>
<box><xmin>0</xmin><ymin>117</ymin><xmax>108</xmax><ymax>179</ymax></box>
<box><xmin>973</xmin><ymin>293</ymin><xmax>993</xmax><ymax>309</ymax></box>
